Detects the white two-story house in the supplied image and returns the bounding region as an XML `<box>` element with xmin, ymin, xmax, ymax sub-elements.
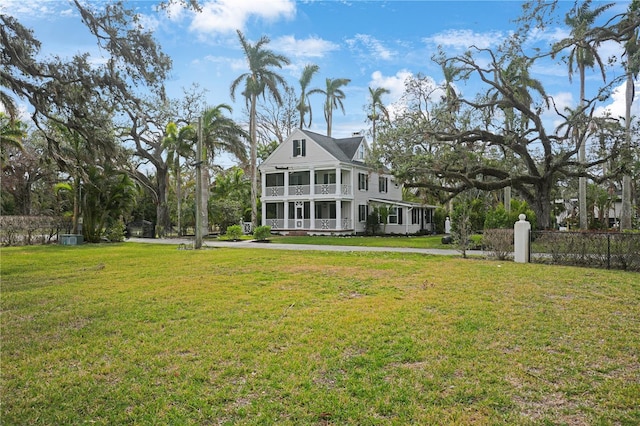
<box><xmin>259</xmin><ymin>129</ymin><xmax>436</xmax><ymax>235</ymax></box>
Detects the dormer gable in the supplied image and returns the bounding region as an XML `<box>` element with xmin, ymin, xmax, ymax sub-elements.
<box><xmin>260</xmin><ymin>129</ymin><xmax>370</xmax><ymax>169</ymax></box>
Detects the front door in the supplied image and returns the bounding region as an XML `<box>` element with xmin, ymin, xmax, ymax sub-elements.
<box><xmin>295</xmin><ymin>201</ymin><xmax>304</xmax><ymax>229</ymax></box>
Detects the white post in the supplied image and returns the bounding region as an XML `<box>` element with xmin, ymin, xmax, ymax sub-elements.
<box><xmin>194</xmin><ymin>116</ymin><xmax>203</xmax><ymax>249</ymax></box>
<box><xmin>514</xmin><ymin>213</ymin><xmax>531</xmax><ymax>263</ymax></box>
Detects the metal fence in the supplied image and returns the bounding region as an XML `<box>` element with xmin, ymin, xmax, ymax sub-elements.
<box><xmin>530</xmin><ymin>231</ymin><xmax>640</xmax><ymax>272</ymax></box>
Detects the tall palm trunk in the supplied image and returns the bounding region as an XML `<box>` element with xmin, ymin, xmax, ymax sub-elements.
<box><xmin>620</xmin><ymin>70</ymin><xmax>634</xmax><ymax>229</ymax></box>
<box><xmin>250</xmin><ymin>92</ymin><xmax>258</xmax><ymax>228</ymax></box>
<box><xmin>578</xmin><ymin>63</ymin><xmax>588</xmax><ymax>229</ymax></box>
<box><xmin>176</xmin><ymin>164</ymin><xmax>182</xmax><ymax>236</ymax></box>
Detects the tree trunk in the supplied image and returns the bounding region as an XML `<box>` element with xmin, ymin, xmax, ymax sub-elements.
<box><xmin>250</xmin><ymin>93</ymin><xmax>258</xmax><ymax>228</ymax></box>
<box><xmin>523</xmin><ymin>183</ymin><xmax>552</xmax><ymax>230</ymax></box>
<box><xmin>578</xmin><ymin>64</ymin><xmax>587</xmax><ymax>229</ymax></box>
<box><xmin>620</xmin><ymin>72</ymin><xmax>634</xmax><ymax>230</ymax></box>
<box><xmin>155</xmin><ymin>164</ymin><xmax>170</xmax><ymax>238</ymax></box>
<box><xmin>176</xmin><ymin>164</ymin><xmax>182</xmax><ymax>236</ymax></box>
<box><xmin>72</xmin><ymin>175</ymin><xmax>80</xmax><ymax>234</ymax></box>
<box><xmin>201</xmin><ymin>166</ymin><xmax>210</xmax><ymax>236</ymax></box>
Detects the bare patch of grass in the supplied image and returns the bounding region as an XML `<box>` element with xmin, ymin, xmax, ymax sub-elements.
<box><xmin>1</xmin><ymin>244</ymin><xmax>639</xmax><ymax>424</ymax></box>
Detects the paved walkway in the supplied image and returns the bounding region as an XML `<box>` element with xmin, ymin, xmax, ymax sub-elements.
<box><xmin>125</xmin><ymin>237</ymin><xmax>485</xmax><ymax>257</ymax></box>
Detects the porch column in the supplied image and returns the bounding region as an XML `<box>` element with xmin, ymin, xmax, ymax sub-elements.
<box><xmin>310</xmin><ymin>167</ymin><xmax>315</xmax><ymax>196</ymax></box>
<box><xmin>336</xmin><ymin>200</ymin><xmax>342</xmax><ymax>230</ymax></box>
<box><xmin>284</xmin><ymin>171</ymin><xmax>289</xmax><ymax>196</ymax></box>
<box><xmin>336</xmin><ymin>166</ymin><xmax>342</xmax><ymax>195</ymax></box>
<box><xmin>284</xmin><ymin>201</ymin><xmax>289</xmax><ymax>229</ymax></box>
<box><xmin>260</xmin><ymin>170</ymin><xmax>266</xmax><ymax>226</ymax></box>
<box><xmin>310</xmin><ymin>200</ymin><xmax>315</xmax><ymax>230</ymax></box>
<box><xmin>406</xmin><ymin>208</ymin><xmax>410</xmax><ymax>234</ymax></box>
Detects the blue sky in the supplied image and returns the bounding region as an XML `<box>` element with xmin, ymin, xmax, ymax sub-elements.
<box><xmin>2</xmin><ymin>0</ymin><xmax>638</xmax><ymax>166</ymax></box>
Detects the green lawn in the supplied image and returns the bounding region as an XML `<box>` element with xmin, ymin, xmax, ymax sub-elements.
<box><xmin>267</xmin><ymin>234</ymin><xmax>453</xmax><ymax>249</ymax></box>
<box><xmin>2</xmin><ymin>243</ymin><xmax>639</xmax><ymax>425</ymax></box>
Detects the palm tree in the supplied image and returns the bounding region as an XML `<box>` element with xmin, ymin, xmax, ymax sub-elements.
<box><xmin>297</xmin><ymin>64</ymin><xmax>320</xmax><ymax>129</ymax></box>
<box><xmin>0</xmin><ymin>90</ymin><xmax>19</xmax><ymax>122</ymax></box>
<box><xmin>162</xmin><ymin>122</ymin><xmax>195</xmax><ymax>236</ymax></box>
<box><xmin>201</xmin><ymin>104</ymin><xmax>248</xmax><ymax>166</ymax></box>
<box><xmin>311</xmin><ymin>77</ymin><xmax>351</xmax><ymax>137</ymax></box>
<box><xmin>554</xmin><ymin>0</ymin><xmax>614</xmax><ymax>229</ymax></box>
<box><xmin>231</xmin><ymin>30</ymin><xmax>290</xmax><ymax>228</ymax></box>
<box><xmin>619</xmin><ymin>0</ymin><xmax>639</xmax><ymax>230</ymax></box>
<box><xmin>0</xmin><ymin>112</ymin><xmax>25</xmax><ymax>167</ymax></box>
<box><xmin>199</xmin><ymin>103</ymin><xmax>249</xmax><ymax>234</ymax></box>
<box><xmin>367</xmin><ymin>86</ymin><xmax>390</xmax><ymax>144</ymax></box>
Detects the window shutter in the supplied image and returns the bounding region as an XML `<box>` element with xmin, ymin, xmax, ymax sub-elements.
<box><xmin>293</xmin><ymin>140</ymin><xmax>298</xmax><ymax>156</ymax></box>
<box><xmin>301</xmin><ymin>139</ymin><xmax>306</xmax><ymax>156</ymax></box>
<box><xmin>398</xmin><ymin>208</ymin><xmax>403</xmax><ymax>225</ymax></box>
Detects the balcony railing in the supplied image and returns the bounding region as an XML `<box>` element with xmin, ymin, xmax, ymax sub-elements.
<box><xmin>265</xmin><ymin>218</ymin><xmax>353</xmax><ymax>231</ymax></box>
<box><xmin>263</xmin><ymin>184</ymin><xmax>353</xmax><ymax>198</ymax></box>
<box><xmin>314</xmin><ymin>183</ymin><xmax>336</xmax><ymax>195</ymax></box>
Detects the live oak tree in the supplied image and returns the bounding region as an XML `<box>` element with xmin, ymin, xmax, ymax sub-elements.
<box><xmin>373</xmin><ymin>3</ymin><xmax>626</xmax><ymax>230</ymax></box>
<box><xmin>2</xmin><ymin>2</ymin><xmax>173</xmax><ymax>237</ymax></box>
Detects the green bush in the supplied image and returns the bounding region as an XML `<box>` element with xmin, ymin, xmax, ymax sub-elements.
<box><xmin>104</xmin><ymin>219</ymin><xmax>126</xmax><ymax>242</ymax></box>
<box><xmin>253</xmin><ymin>225</ymin><xmax>271</xmax><ymax>241</ymax></box>
<box><xmin>225</xmin><ymin>225</ymin><xmax>243</xmax><ymax>241</ymax></box>
<box><xmin>484</xmin><ymin>204</ymin><xmax>510</xmax><ymax>229</ymax></box>
<box><xmin>433</xmin><ymin>207</ymin><xmax>447</xmax><ymax>234</ymax></box>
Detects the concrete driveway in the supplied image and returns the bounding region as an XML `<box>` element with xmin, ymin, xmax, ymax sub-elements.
<box><xmin>125</xmin><ymin>237</ymin><xmax>485</xmax><ymax>257</ymax></box>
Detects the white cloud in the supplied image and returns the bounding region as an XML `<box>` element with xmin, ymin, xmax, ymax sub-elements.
<box><xmin>136</xmin><ymin>13</ymin><xmax>161</xmax><ymax>33</ymax></box>
<box><xmin>369</xmin><ymin>70</ymin><xmax>417</xmax><ymax>120</ymax></box>
<box><xmin>370</xmin><ymin>70</ymin><xmax>412</xmax><ymax>103</ymax></box>
<box><xmin>424</xmin><ymin>29</ymin><xmax>505</xmax><ymax>51</ymax></box>
<box><xmin>594</xmin><ymin>80</ymin><xmax>640</xmax><ymax>120</ymax></box>
<box><xmin>190</xmin><ymin>0</ymin><xmax>296</xmax><ymax>35</ymax></box>
<box><xmin>527</xmin><ymin>26</ymin><xmax>568</xmax><ymax>45</ymax></box>
<box><xmin>201</xmin><ymin>55</ymin><xmax>247</xmax><ymax>71</ymax></box>
<box><xmin>346</xmin><ymin>34</ymin><xmax>395</xmax><ymax>61</ymax></box>
<box><xmin>0</xmin><ymin>0</ymin><xmax>73</xmax><ymax>19</ymax></box>
<box><xmin>272</xmin><ymin>35</ymin><xmax>339</xmax><ymax>58</ymax></box>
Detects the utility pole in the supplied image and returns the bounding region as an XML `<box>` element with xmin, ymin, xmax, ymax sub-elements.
<box><xmin>195</xmin><ymin>116</ymin><xmax>203</xmax><ymax>249</ymax></box>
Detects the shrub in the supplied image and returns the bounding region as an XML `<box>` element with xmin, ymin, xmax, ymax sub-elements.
<box><xmin>433</xmin><ymin>207</ymin><xmax>447</xmax><ymax>234</ymax></box>
<box><xmin>483</xmin><ymin>228</ymin><xmax>514</xmax><ymax>260</ymax></box>
<box><xmin>104</xmin><ymin>219</ymin><xmax>126</xmax><ymax>242</ymax></box>
<box><xmin>253</xmin><ymin>225</ymin><xmax>271</xmax><ymax>241</ymax></box>
<box><xmin>225</xmin><ymin>225</ymin><xmax>243</xmax><ymax>241</ymax></box>
<box><xmin>484</xmin><ymin>204</ymin><xmax>510</xmax><ymax>229</ymax></box>
<box><xmin>365</xmin><ymin>211</ymin><xmax>381</xmax><ymax>235</ymax></box>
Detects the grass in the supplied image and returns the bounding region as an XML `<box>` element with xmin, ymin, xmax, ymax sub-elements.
<box><xmin>2</xmin><ymin>243</ymin><xmax>639</xmax><ymax>425</ymax></box>
<box><xmin>267</xmin><ymin>234</ymin><xmax>453</xmax><ymax>249</ymax></box>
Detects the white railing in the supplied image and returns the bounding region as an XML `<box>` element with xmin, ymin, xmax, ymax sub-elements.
<box><xmin>267</xmin><ymin>218</ymin><xmax>353</xmax><ymax>231</ymax></box>
<box><xmin>290</xmin><ymin>185</ymin><xmax>310</xmax><ymax>196</ymax></box>
<box><xmin>314</xmin><ymin>184</ymin><xmax>336</xmax><ymax>195</ymax></box>
<box><xmin>264</xmin><ymin>184</ymin><xmax>353</xmax><ymax>198</ymax></box>
<box><xmin>268</xmin><ymin>219</ymin><xmax>285</xmax><ymax>229</ymax></box>
<box><xmin>265</xmin><ymin>186</ymin><xmax>285</xmax><ymax>197</ymax></box>
<box><xmin>314</xmin><ymin>219</ymin><xmax>336</xmax><ymax>230</ymax></box>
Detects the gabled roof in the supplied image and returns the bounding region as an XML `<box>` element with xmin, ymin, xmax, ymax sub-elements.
<box><xmin>299</xmin><ymin>129</ymin><xmax>365</xmax><ymax>164</ymax></box>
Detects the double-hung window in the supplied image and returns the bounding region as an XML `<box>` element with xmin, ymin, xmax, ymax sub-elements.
<box><xmin>358</xmin><ymin>205</ymin><xmax>368</xmax><ymax>222</ymax></box>
<box><xmin>379</xmin><ymin>177</ymin><xmax>388</xmax><ymax>193</ymax></box>
<box><xmin>388</xmin><ymin>206</ymin><xmax>403</xmax><ymax>225</ymax></box>
<box><xmin>293</xmin><ymin>139</ymin><xmax>306</xmax><ymax>157</ymax></box>
<box><xmin>358</xmin><ymin>173</ymin><xmax>368</xmax><ymax>191</ymax></box>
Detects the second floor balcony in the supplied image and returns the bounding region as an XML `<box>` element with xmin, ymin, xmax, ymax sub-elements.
<box><xmin>263</xmin><ymin>169</ymin><xmax>353</xmax><ymax>199</ymax></box>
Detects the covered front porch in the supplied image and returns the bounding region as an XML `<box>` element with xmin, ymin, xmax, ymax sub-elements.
<box><xmin>263</xmin><ymin>200</ymin><xmax>353</xmax><ymax>234</ymax></box>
